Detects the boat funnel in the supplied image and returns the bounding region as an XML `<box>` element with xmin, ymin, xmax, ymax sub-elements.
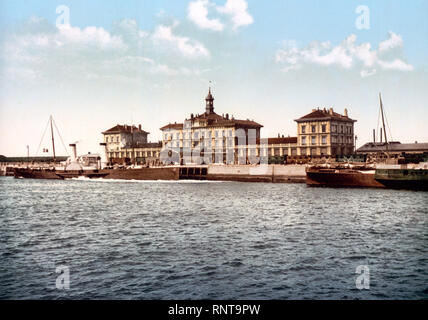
<box><xmin>100</xmin><ymin>142</ymin><xmax>109</xmax><ymax>168</ymax></box>
<box><xmin>69</xmin><ymin>143</ymin><xmax>77</xmax><ymax>162</ymax></box>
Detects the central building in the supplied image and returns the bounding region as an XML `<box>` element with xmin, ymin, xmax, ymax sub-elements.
<box><xmin>160</xmin><ymin>89</ymin><xmax>263</xmax><ymax>165</ymax></box>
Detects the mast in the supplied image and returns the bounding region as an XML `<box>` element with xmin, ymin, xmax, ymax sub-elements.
<box><xmin>50</xmin><ymin>115</ymin><xmax>56</xmax><ymax>162</ymax></box>
<box><xmin>131</xmin><ymin>125</ymin><xmax>135</xmax><ymax>165</ymax></box>
<box><xmin>379</xmin><ymin>93</ymin><xmax>389</xmax><ymax>155</ymax></box>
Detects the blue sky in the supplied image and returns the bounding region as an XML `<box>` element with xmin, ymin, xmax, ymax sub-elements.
<box><xmin>1</xmin><ymin>0</ymin><xmax>427</xmax><ymax>156</ymax></box>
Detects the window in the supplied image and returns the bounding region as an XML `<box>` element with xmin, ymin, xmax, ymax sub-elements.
<box><xmin>301</xmin><ymin>148</ymin><xmax>307</xmax><ymax>155</ymax></box>
<box><xmin>207</xmin><ymin>131</ymin><xmax>211</xmax><ymax>138</ymax></box>
<box><xmin>312</xmin><ymin>125</ymin><xmax>316</xmax><ymax>133</ymax></box>
<box><xmin>229</xmin><ymin>130</ymin><xmax>233</xmax><ymax>137</ymax></box>
<box><xmin>176</xmin><ymin>133</ymin><xmax>180</xmax><ymax>139</ymax></box>
<box><xmin>322</xmin><ymin>124</ymin><xmax>326</xmax><ymax>133</ymax></box>
<box><xmin>311</xmin><ymin>136</ymin><xmax>316</xmax><ymax>145</ymax></box>
<box><xmin>222</xmin><ymin>130</ymin><xmax>225</xmax><ymax>137</ymax></box>
<box><xmin>331</xmin><ymin>125</ymin><xmax>336</xmax><ymax>133</ymax></box>
<box><xmin>194</xmin><ymin>132</ymin><xmax>199</xmax><ymax>139</ymax></box>
<box><xmin>301</xmin><ymin>125</ymin><xmax>306</xmax><ymax>133</ymax></box>
<box><xmin>116</xmin><ymin>136</ymin><xmax>120</xmax><ymax>142</ymax></box>
<box><xmin>322</xmin><ymin>136</ymin><xmax>326</xmax><ymax>144</ymax></box>
<box><xmin>302</xmin><ymin>136</ymin><xmax>306</xmax><ymax>145</ymax></box>
<box><xmin>215</xmin><ymin>131</ymin><xmax>219</xmax><ymax>138</ymax></box>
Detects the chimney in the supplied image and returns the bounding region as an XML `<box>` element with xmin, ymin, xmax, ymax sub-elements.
<box><xmin>191</xmin><ymin>113</ymin><xmax>194</xmax><ymax>119</ymax></box>
<box><xmin>312</xmin><ymin>108</ymin><xmax>316</xmax><ymax>112</ymax></box>
<box><xmin>329</xmin><ymin>107</ymin><xmax>333</xmax><ymax>115</ymax></box>
<box><xmin>373</xmin><ymin>129</ymin><xmax>375</xmax><ymax>143</ymax></box>
<box><xmin>344</xmin><ymin>108</ymin><xmax>348</xmax><ymax>117</ymax></box>
<box><xmin>278</xmin><ymin>133</ymin><xmax>280</xmax><ymax>138</ymax></box>
<box><xmin>226</xmin><ymin>113</ymin><xmax>229</xmax><ymax>120</ymax></box>
<box><xmin>69</xmin><ymin>144</ymin><xmax>77</xmax><ymax>162</ymax></box>
<box><xmin>100</xmin><ymin>143</ymin><xmax>108</xmax><ymax>167</ymax></box>
<box><xmin>138</xmin><ymin>124</ymin><xmax>141</xmax><ymax>130</ymax></box>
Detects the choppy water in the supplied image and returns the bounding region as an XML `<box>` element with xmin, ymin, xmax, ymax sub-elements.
<box><xmin>0</xmin><ymin>176</ymin><xmax>427</xmax><ymax>299</ymax></box>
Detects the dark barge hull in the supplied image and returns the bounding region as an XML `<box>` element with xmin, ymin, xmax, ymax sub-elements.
<box><xmin>374</xmin><ymin>179</ymin><xmax>428</xmax><ymax>191</ymax></box>
<box><xmin>306</xmin><ymin>168</ymin><xmax>385</xmax><ymax>188</ymax></box>
<box><xmin>14</xmin><ymin>168</ymin><xmax>63</xmax><ymax>179</ymax></box>
<box><xmin>14</xmin><ymin>167</ymin><xmax>179</xmax><ymax>180</ymax></box>
<box><xmin>374</xmin><ymin>169</ymin><xmax>428</xmax><ymax>191</ymax></box>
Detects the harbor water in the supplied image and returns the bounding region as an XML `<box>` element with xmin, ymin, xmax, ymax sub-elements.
<box><xmin>0</xmin><ymin>176</ymin><xmax>427</xmax><ymax>299</ymax></box>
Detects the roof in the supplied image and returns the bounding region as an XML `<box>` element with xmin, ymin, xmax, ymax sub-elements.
<box><xmin>357</xmin><ymin>142</ymin><xmax>428</xmax><ymax>153</ymax></box>
<box><xmin>189</xmin><ymin>112</ymin><xmax>262</xmax><ymax>128</ymax></box>
<box><xmin>160</xmin><ymin>123</ymin><xmax>184</xmax><ymax>130</ymax></box>
<box><xmin>295</xmin><ymin>108</ymin><xmax>356</xmax><ymax>122</ymax></box>
<box><xmin>253</xmin><ymin>137</ymin><xmax>297</xmax><ymax>145</ymax></box>
<box><xmin>102</xmin><ymin>124</ymin><xmax>149</xmax><ymax>135</ymax></box>
<box><xmin>160</xmin><ymin>88</ymin><xmax>262</xmax><ymax>130</ymax></box>
<box><xmin>160</xmin><ymin>111</ymin><xmax>263</xmax><ymax>130</ymax></box>
<box><xmin>267</xmin><ymin>137</ymin><xmax>298</xmax><ymax>144</ymax></box>
<box><xmin>125</xmin><ymin>141</ymin><xmax>162</xmax><ymax>149</ymax></box>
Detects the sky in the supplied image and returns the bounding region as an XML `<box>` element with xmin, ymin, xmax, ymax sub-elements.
<box><xmin>0</xmin><ymin>0</ymin><xmax>427</xmax><ymax>157</ymax></box>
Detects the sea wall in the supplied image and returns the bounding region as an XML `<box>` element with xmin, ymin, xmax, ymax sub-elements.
<box><xmin>207</xmin><ymin>164</ymin><xmax>306</xmax><ymax>183</ymax></box>
<box><xmin>102</xmin><ymin>167</ymin><xmax>179</xmax><ymax>180</ymax></box>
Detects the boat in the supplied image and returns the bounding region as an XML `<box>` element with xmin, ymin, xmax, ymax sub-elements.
<box><xmin>14</xmin><ymin>116</ymin><xmax>179</xmax><ymax>180</ymax></box>
<box><xmin>305</xmin><ymin>94</ymin><xmax>428</xmax><ymax>190</ymax></box>
<box><xmin>306</xmin><ymin>165</ymin><xmax>384</xmax><ymax>188</ymax></box>
<box><xmin>374</xmin><ymin>163</ymin><xmax>428</xmax><ymax>190</ymax></box>
<box><xmin>14</xmin><ymin>117</ymin><xmax>107</xmax><ymax>180</ymax></box>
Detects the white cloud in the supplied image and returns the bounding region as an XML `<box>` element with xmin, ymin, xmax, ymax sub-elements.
<box><xmin>0</xmin><ymin>17</ymin><xmax>207</xmax><ymax>85</ymax></box>
<box><xmin>187</xmin><ymin>0</ymin><xmax>253</xmax><ymax>31</ymax></box>
<box><xmin>360</xmin><ymin>69</ymin><xmax>376</xmax><ymax>78</ymax></box>
<box><xmin>56</xmin><ymin>25</ymin><xmax>126</xmax><ymax>49</ymax></box>
<box><xmin>217</xmin><ymin>0</ymin><xmax>254</xmax><ymax>30</ymax></box>
<box><xmin>378</xmin><ymin>59</ymin><xmax>413</xmax><ymax>71</ymax></box>
<box><xmin>188</xmin><ymin>0</ymin><xmax>224</xmax><ymax>31</ymax></box>
<box><xmin>276</xmin><ymin>32</ymin><xmax>413</xmax><ymax>77</ymax></box>
<box><xmin>379</xmin><ymin>31</ymin><xmax>403</xmax><ymax>52</ymax></box>
<box><xmin>152</xmin><ymin>24</ymin><xmax>210</xmax><ymax>58</ymax></box>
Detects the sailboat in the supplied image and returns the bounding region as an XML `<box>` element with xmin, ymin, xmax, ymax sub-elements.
<box><xmin>14</xmin><ymin>116</ymin><xmax>108</xmax><ymax>179</ymax></box>
<box><xmin>14</xmin><ymin>116</ymin><xmax>180</xmax><ymax>180</ymax></box>
<box><xmin>306</xmin><ymin>94</ymin><xmax>428</xmax><ymax>190</ymax></box>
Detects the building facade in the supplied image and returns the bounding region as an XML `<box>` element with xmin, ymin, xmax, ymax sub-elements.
<box><xmin>102</xmin><ymin>124</ymin><xmax>161</xmax><ymax>165</ymax></box>
<box><xmin>160</xmin><ymin>89</ymin><xmax>263</xmax><ymax>165</ymax></box>
<box><xmin>294</xmin><ymin>108</ymin><xmax>356</xmax><ymax>157</ymax></box>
